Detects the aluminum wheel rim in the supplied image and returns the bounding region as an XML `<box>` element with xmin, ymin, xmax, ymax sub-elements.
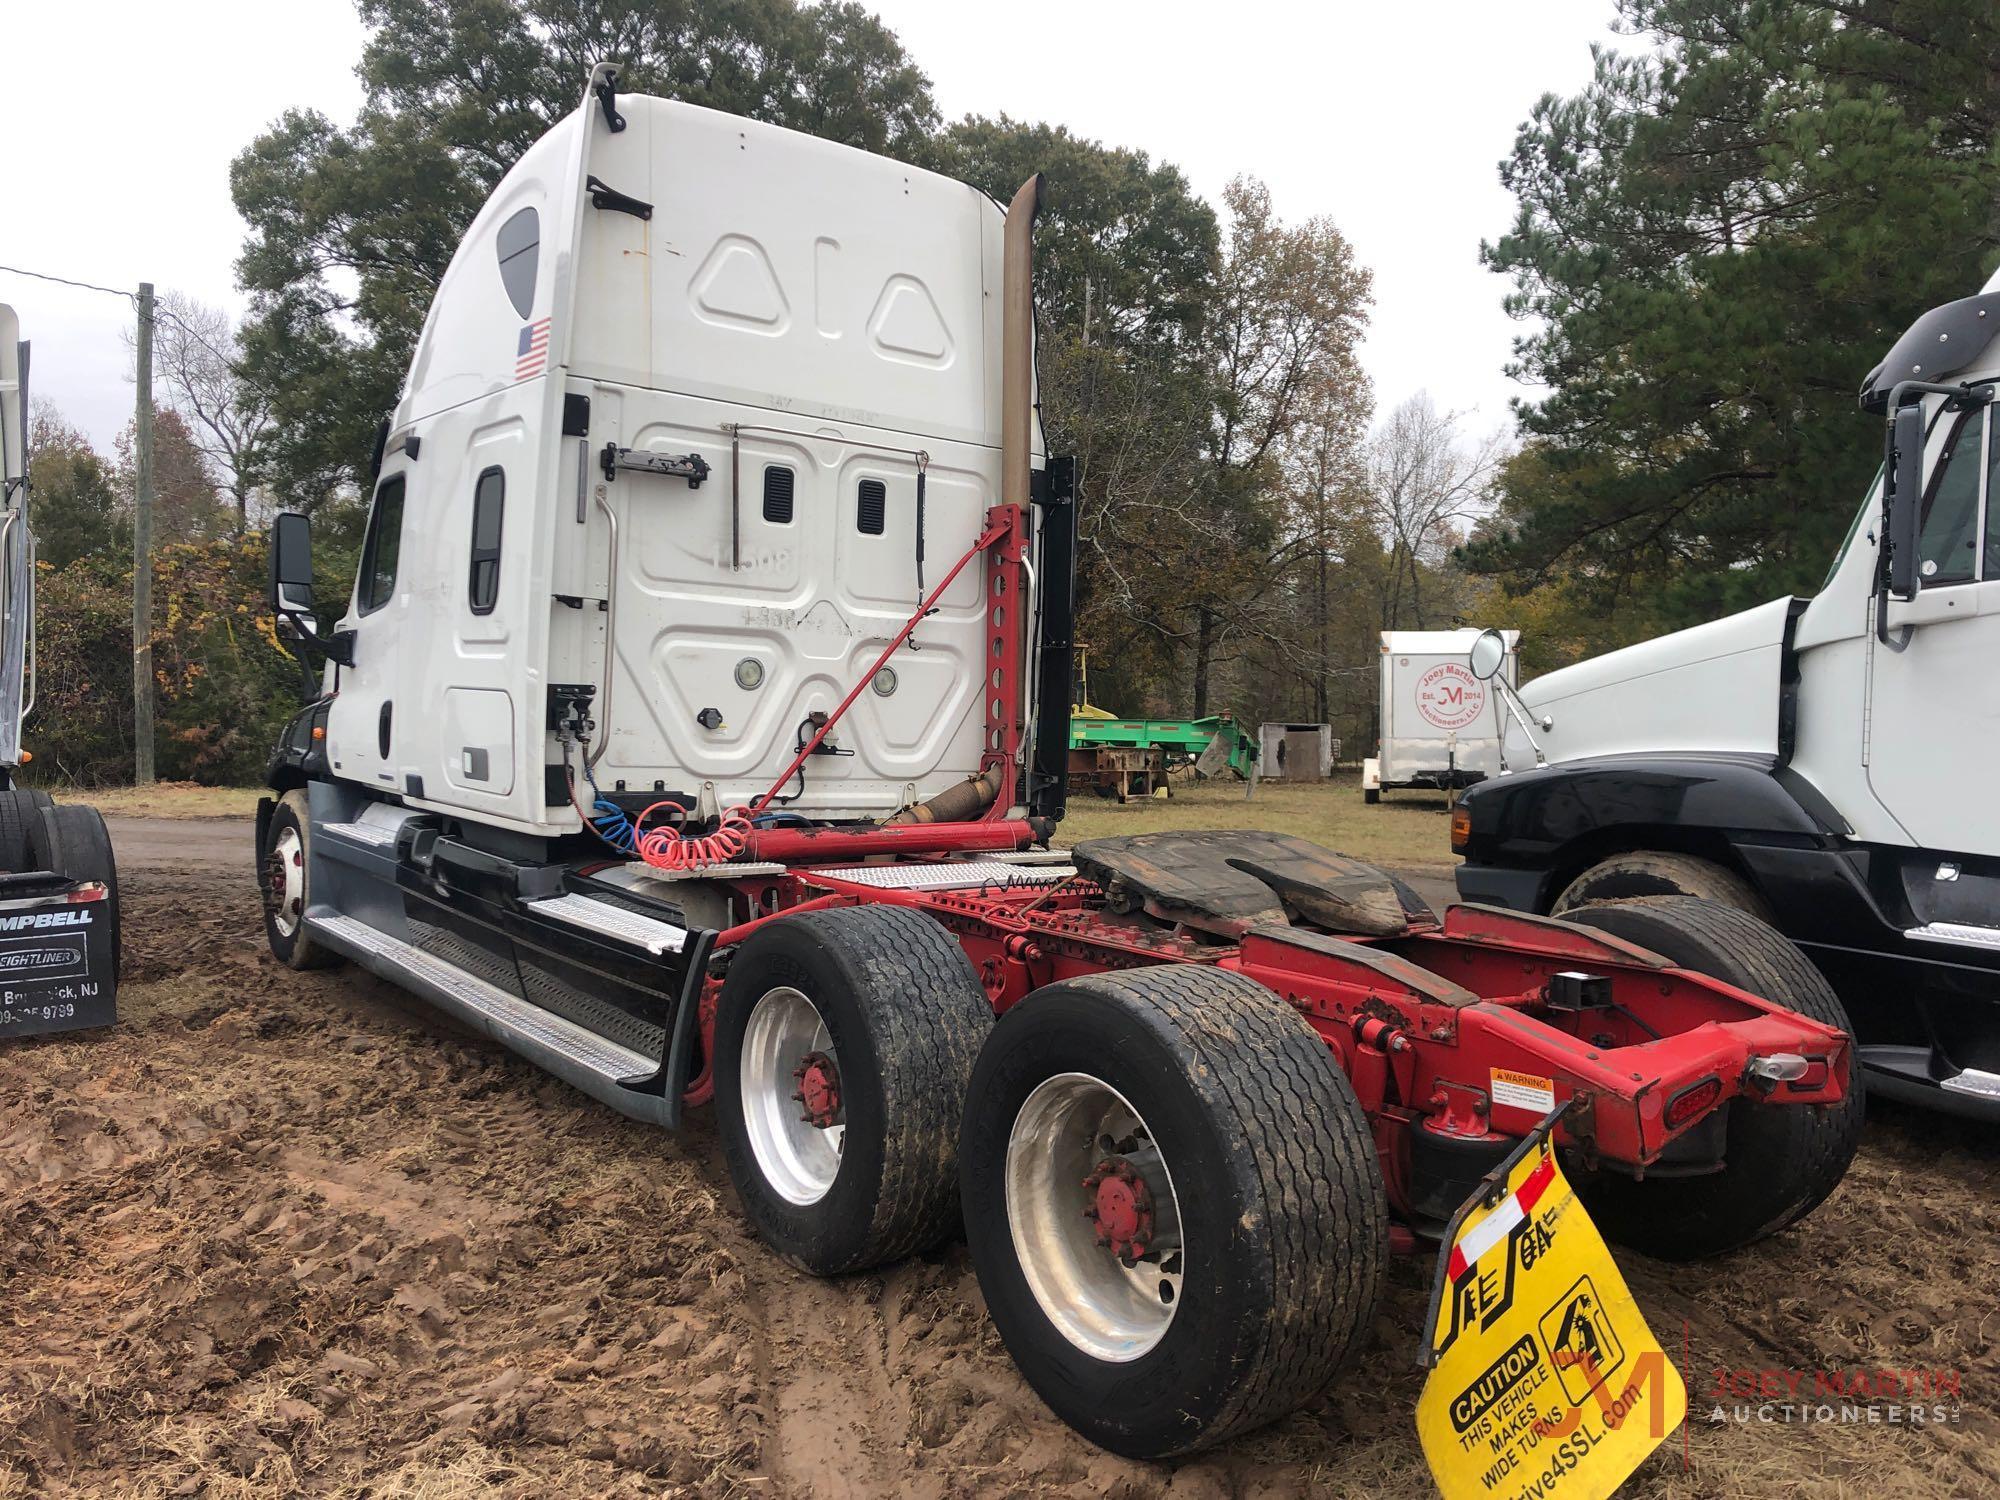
<box><xmin>266</xmin><ymin>825</ymin><xmax>304</xmax><ymax>937</ymax></box>
<box><xmin>1005</xmin><ymin>1072</ymin><xmax>1184</xmax><ymax>1362</ymax></box>
<box><xmin>740</xmin><ymin>985</ymin><xmax>844</xmax><ymax>1206</ymax></box>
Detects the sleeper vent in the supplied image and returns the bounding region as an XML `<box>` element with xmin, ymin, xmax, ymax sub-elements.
<box><xmin>762</xmin><ymin>465</ymin><xmax>795</xmax><ymax>524</ymax></box>
<box><xmin>857</xmin><ymin>478</ymin><xmax>886</xmax><ymax>535</ymax></box>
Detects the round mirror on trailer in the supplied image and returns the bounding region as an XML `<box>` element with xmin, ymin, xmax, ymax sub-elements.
<box><xmin>1468</xmin><ymin>628</ymin><xmax>1508</xmax><ymax>681</ymax></box>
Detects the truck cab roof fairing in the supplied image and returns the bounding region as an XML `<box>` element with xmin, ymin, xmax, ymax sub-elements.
<box><xmin>1859</xmin><ymin>290</ymin><xmax>2000</xmax><ymax>412</ymax></box>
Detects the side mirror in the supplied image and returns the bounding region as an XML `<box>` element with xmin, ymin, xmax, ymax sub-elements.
<box><xmin>270</xmin><ymin>511</ymin><xmax>315</xmax><ymax>615</ymax></box>
<box><xmin>1886</xmin><ymin>403</ymin><xmax>1925</xmax><ymax>601</ymax></box>
<box><xmin>1468</xmin><ymin>628</ymin><xmax>1509</xmax><ymax>682</ymax></box>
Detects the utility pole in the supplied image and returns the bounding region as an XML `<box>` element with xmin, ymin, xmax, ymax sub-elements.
<box><xmin>132</xmin><ymin>282</ymin><xmax>155</xmax><ymax>785</ymax></box>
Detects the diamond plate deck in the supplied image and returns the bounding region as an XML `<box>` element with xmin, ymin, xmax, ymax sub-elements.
<box><xmin>804</xmin><ymin>861</ymin><xmax>1077</xmax><ymax>891</ymax></box>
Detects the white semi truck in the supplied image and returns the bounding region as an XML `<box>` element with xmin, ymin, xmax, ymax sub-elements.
<box><xmin>0</xmin><ymin>305</ymin><xmax>120</xmax><ymax>1037</ymax></box>
<box><xmin>1455</xmin><ymin>264</ymin><xmax>2000</xmax><ymax>1120</ymax></box>
<box><xmin>257</xmin><ymin>65</ymin><xmax>1863</xmax><ymax>1458</ymax></box>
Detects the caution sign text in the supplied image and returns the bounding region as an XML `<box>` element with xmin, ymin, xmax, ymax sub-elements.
<box><xmin>1417</xmin><ymin>1144</ymin><xmax>1686</xmax><ymax>1500</ymax></box>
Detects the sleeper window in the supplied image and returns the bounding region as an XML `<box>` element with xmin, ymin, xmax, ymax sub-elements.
<box><xmin>468</xmin><ymin>467</ymin><xmax>505</xmax><ymax>614</ymax></box>
<box><xmin>358</xmin><ymin>475</ymin><xmax>406</xmax><ymax>615</ymax></box>
<box><xmin>1918</xmin><ymin>407</ymin><xmax>1984</xmax><ymax>587</ymax></box>
<box><xmin>496</xmin><ymin>207</ymin><xmax>540</xmax><ymax>319</ymax></box>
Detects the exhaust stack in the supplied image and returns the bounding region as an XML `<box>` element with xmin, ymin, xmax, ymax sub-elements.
<box><xmin>1001</xmin><ymin>175</ymin><xmax>1043</xmax><ymax>506</ymax></box>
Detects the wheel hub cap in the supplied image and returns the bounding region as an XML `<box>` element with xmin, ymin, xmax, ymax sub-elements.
<box><xmin>265</xmin><ymin>827</ymin><xmax>304</xmax><ymax>937</ymax></box>
<box><xmin>792</xmin><ymin>1050</ymin><xmax>842</xmax><ymax>1128</ymax></box>
<box><xmin>740</xmin><ymin>986</ymin><xmax>844</xmax><ymax>1206</ymax></box>
<box><xmin>1005</xmin><ymin>1073</ymin><xmax>1185</xmax><ymax>1362</ymax></box>
<box><xmin>1083</xmin><ymin>1157</ymin><xmax>1155</xmax><ymax>1262</ymax></box>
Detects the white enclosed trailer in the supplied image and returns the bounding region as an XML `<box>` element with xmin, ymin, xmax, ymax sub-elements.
<box><xmin>1361</xmin><ymin>628</ymin><xmax>1518</xmax><ymax>802</ymax></box>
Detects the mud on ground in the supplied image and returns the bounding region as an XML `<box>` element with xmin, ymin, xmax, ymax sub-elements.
<box><xmin>0</xmin><ymin>850</ymin><xmax>1995</xmax><ymax>1497</ymax></box>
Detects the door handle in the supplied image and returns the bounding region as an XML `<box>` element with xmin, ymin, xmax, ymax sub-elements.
<box><xmin>378</xmin><ymin>701</ymin><xmax>393</xmax><ymax>759</ymax></box>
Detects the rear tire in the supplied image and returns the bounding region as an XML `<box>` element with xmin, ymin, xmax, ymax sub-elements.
<box><xmin>1553</xmin><ymin>851</ymin><xmax>1769</xmax><ymax>920</ymax></box>
<box><xmin>1363</xmin><ymin>787</ymin><xmax>1380</xmax><ymax>805</ymax></box>
<box><xmin>715</xmin><ymin>905</ymin><xmax>991</xmax><ymax>1275</ymax></box>
<box><xmin>39</xmin><ymin>803</ymin><xmax>121</xmax><ymax>979</ymax></box>
<box><xmin>259</xmin><ymin>790</ymin><xmax>339</xmax><ymax>971</ymax></box>
<box><xmin>0</xmin><ymin>791</ymin><xmax>33</xmax><ymax>872</ymax></box>
<box><xmin>960</xmin><ymin>965</ymin><xmax>1386</xmax><ymax>1458</ymax></box>
<box><xmin>1564</xmin><ymin>896</ymin><xmax>1862</xmax><ymax>1260</ymax></box>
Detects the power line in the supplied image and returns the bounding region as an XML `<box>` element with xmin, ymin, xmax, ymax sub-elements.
<box><xmin>0</xmin><ymin>262</ymin><xmax>241</xmax><ymax>370</ymax></box>
<box><xmin>0</xmin><ymin>262</ymin><xmax>136</xmax><ymax>303</ymax></box>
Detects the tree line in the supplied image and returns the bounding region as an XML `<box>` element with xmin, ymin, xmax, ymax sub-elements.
<box><xmin>1473</xmin><ymin>0</ymin><xmax>2000</xmax><ymax>664</ymax></box>
<box><xmin>27</xmin><ymin>0</ymin><xmax>2000</xmax><ymax>782</ymax></box>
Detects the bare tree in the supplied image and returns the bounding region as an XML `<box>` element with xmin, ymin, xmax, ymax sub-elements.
<box><xmin>149</xmin><ymin>293</ymin><xmax>270</xmax><ymax>534</ymax></box>
<box><xmin>1185</xmin><ymin>177</ymin><xmax>1372</xmax><ymax>714</ymax></box>
<box><xmin>1365</xmin><ymin>394</ymin><xmax>1506</xmax><ymax>630</ymax></box>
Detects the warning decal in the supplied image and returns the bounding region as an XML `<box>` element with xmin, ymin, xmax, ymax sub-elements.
<box><xmin>1491</xmin><ymin>1068</ymin><xmax>1556</xmax><ymax>1115</ymax></box>
<box><xmin>1417</xmin><ymin>1139</ymin><xmax>1685</xmax><ymax>1500</ymax></box>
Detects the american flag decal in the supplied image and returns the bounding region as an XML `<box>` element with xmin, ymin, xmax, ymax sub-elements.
<box><xmin>514</xmin><ymin>316</ymin><xmax>551</xmax><ymax>379</ymax></box>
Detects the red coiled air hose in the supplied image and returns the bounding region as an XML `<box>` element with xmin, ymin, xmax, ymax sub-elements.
<box><xmin>633</xmin><ymin>800</ymin><xmax>753</xmax><ymax>870</ymax></box>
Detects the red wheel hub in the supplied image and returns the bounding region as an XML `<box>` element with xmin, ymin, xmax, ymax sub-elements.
<box><xmin>791</xmin><ymin>1050</ymin><xmax>841</xmax><ymax>1129</ymax></box>
<box><xmin>264</xmin><ymin>845</ymin><xmax>302</xmax><ymax>917</ymax></box>
<box><xmin>1081</xmin><ymin>1156</ymin><xmax>1156</xmax><ymax>1263</ymax></box>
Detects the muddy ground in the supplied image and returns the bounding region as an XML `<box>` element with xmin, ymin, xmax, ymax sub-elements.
<box><xmin>0</xmin><ymin>820</ymin><xmax>1993</xmax><ymax>1497</ymax></box>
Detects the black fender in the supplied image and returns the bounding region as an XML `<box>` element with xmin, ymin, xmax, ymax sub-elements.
<box><xmin>1453</xmin><ymin>753</ymin><xmax>1848</xmax><ymax>911</ymax></box>
<box><xmin>266</xmin><ymin>696</ymin><xmax>334</xmax><ymax>791</ymax></box>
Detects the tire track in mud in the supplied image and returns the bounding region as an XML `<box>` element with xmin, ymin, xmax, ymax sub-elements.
<box><xmin>0</xmin><ymin>856</ymin><xmax>1991</xmax><ymax>1497</ymax></box>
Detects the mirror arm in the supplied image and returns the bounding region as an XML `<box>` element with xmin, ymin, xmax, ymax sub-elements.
<box><xmin>1491</xmin><ymin>676</ymin><xmax>1549</xmax><ymax>769</ymax></box>
<box><xmin>278</xmin><ymin>608</ymin><xmax>354</xmax><ymax>668</ymax></box>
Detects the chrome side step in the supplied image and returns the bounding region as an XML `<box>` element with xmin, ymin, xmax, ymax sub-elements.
<box><xmin>1907</xmin><ymin>921</ymin><xmax>2000</xmax><ymax>951</ymax></box>
<box><xmin>320</xmin><ymin>819</ymin><xmax>400</xmax><ymax>849</ymax></box>
<box><xmin>526</xmin><ymin>892</ymin><xmax>688</xmax><ymax>954</ymax></box>
<box><xmin>307</xmin><ymin>912</ymin><xmax>670</xmax><ymax>1126</ymax></box>
<box><xmin>1941</xmin><ymin>1067</ymin><xmax>2000</xmax><ymax>1103</ymax></box>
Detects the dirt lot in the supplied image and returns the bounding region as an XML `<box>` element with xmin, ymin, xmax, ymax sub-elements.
<box><xmin>0</xmin><ymin>817</ymin><xmax>1994</xmax><ymax>1497</ymax></box>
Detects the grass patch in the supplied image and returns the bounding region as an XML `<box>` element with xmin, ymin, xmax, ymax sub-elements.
<box><xmin>1056</xmin><ymin>770</ymin><xmax>1459</xmax><ymax>871</ymax></box>
<box><xmin>59</xmin><ymin>783</ymin><xmax>264</xmax><ymax>819</ymax></box>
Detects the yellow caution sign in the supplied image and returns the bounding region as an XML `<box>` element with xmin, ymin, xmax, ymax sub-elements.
<box><xmin>1416</xmin><ymin>1124</ymin><xmax>1685</xmax><ymax>1500</ymax></box>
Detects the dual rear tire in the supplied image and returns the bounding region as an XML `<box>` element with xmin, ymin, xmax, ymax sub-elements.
<box><xmin>714</xmin><ymin>896</ymin><xmax>1857</xmax><ymax>1455</ymax></box>
<box><xmin>715</xmin><ymin>909</ymin><xmax>1386</xmax><ymax>1457</ymax></box>
<box><xmin>959</xmin><ymin>966</ymin><xmax>1385</xmax><ymax>1457</ymax></box>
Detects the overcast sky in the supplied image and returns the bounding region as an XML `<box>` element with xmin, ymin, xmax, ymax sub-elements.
<box><xmin>5</xmin><ymin>0</ymin><xmax>1627</xmax><ymax>452</ymax></box>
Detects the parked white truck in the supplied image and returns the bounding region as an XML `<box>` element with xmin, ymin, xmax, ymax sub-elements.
<box><xmin>1362</xmin><ymin>627</ymin><xmax>1517</xmax><ymax>802</ymax></box>
<box><xmin>255</xmin><ymin>65</ymin><xmax>1864</xmax><ymax>1459</ymax></box>
<box><xmin>0</xmin><ymin>305</ymin><xmax>120</xmax><ymax>1037</ymax></box>
<box><xmin>1455</xmin><ymin>265</ymin><xmax>2000</xmax><ymax>1119</ymax></box>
